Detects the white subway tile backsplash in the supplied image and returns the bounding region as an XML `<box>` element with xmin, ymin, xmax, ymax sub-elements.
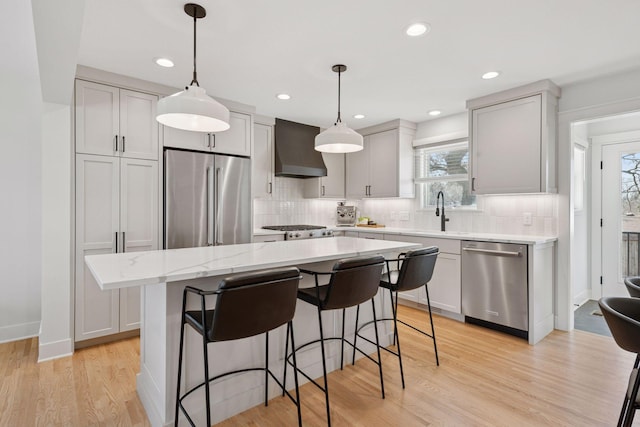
<box><xmin>253</xmin><ymin>177</ymin><xmax>558</xmax><ymax>236</ymax></box>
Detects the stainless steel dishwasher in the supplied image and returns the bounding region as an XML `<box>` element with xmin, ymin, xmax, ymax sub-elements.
<box><xmin>461</xmin><ymin>241</ymin><xmax>528</xmax><ymax>338</ymax></box>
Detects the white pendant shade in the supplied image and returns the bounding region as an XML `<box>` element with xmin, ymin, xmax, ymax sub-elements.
<box><xmin>315</xmin><ymin>121</ymin><xmax>363</xmax><ymax>153</ymax></box>
<box><xmin>157</xmin><ymin>85</ymin><xmax>230</xmax><ymax>133</ymax></box>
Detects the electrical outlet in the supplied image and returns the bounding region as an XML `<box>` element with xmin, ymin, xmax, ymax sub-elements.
<box><xmin>523</xmin><ymin>212</ymin><xmax>532</xmax><ymax>226</ymax></box>
<box><xmin>399</xmin><ymin>211</ymin><xmax>410</xmax><ymax>221</ymax></box>
<box><xmin>390</xmin><ymin>211</ymin><xmax>398</xmax><ymax>220</ymax></box>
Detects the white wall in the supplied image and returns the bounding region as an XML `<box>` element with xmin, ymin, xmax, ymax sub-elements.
<box><xmin>0</xmin><ymin>0</ymin><xmax>43</xmax><ymax>343</ymax></box>
<box><xmin>38</xmin><ymin>104</ymin><xmax>73</xmax><ymax>361</ymax></box>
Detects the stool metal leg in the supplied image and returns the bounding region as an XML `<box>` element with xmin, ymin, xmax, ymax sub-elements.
<box><xmin>619</xmin><ymin>355</ymin><xmax>640</xmax><ymax>426</ymax></box>
<box><xmin>622</xmin><ymin>356</ymin><xmax>640</xmax><ymax>427</ymax></box>
<box><xmin>424</xmin><ymin>283</ymin><xmax>439</xmax><ymax>366</ymax></box>
<box><xmin>282</xmin><ymin>322</ymin><xmax>290</xmax><ymax>397</ymax></box>
<box><xmin>317</xmin><ymin>306</ymin><xmax>332</xmax><ymax>426</ymax></box>
<box><xmin>370</xmin><ymin>298</ymin><xmax>385</xmax><ymax>399</ymax></box>
<box><xmin>175</xmin><ymin>291</ymin><xmax>188</xmax><ymax>426</ymax></box>
<box><xmin>200</xmin><ymin>296</ymin><xmax>212</xmax><ymax>427</ymax></box>
<box><xmin>288</xmin><ymin>320</ymin><xmax>303</xmax><ymax>427</ymax></box>
<box><xmin>340</xmin><ymin>308</ymin><xmax>346</xmax><ymax>370</ymax></box>
<box><xmin>390</xmin><ymin>290</ymin><xmax>405</xmax><ymax>389</ymax></box>
<box><xmin>265</xmin><ymin>331</ymin><xmax>269</xmax><ymax>406</ymax></box>
<box><xmin>352</xmin><ymin>304</ymin><xmax>360</xmax><ymax>365</ymax></box>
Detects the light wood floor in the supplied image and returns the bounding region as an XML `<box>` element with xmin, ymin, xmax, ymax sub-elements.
<box><xmin>1</xmin><ymin>305</ymin><xmax>637</xmax><ymax>426</ymax></box>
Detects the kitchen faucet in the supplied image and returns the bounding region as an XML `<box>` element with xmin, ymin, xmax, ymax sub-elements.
<box><xmin>435</xmin><ymin>191</ymin><xmax>449</xmax><ymax>232</ymax></box>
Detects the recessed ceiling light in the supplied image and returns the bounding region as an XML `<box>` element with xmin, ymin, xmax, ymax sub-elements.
<box><xmin>276</xmin><ymin>93</ymin><xmax>291</xmax><ymax>100</ymax></box>
<box><xmin>154</xmin><ymin>57</ymin><xmax>174</xmax><ymax>68</ymax></box>
<box><xmin>428</xmin><ymin>110</ymin><xmax>441</xmax><ymax>116</ymax></box>
<box><xmin>353</xmin><ymin>114</ymin><xmax>365</xmax><ymax>119</ymax></box>
<box><xmin>482</xmin><ymin>71</ymin><xmax>500</xmax><ymax>80</ymax></box>
<box><xmin>406</xmin><ymin>22</ymin><xmax>430</xmax><ymax>37</ymax></box>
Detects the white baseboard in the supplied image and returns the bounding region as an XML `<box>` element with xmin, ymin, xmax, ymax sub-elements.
<box><xmin>572</xmin><ymin>289</ymin><xmax>591</xmax><ymax>307</ymax></box>
<box><xmin>38</xmin><ymin>338</ymin><xmax>74</xmax><ymax>362</ymax></box>
<box><xmin>0</xmin><ymin>321</ymin><xmax>40</xmax><ymax>344</ymax></box>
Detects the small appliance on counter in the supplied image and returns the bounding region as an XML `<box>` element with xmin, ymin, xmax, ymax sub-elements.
<box><xmin>336</xmin><ymin>202</ymin><xmax>357</xmax><ymax>226</ymax></box>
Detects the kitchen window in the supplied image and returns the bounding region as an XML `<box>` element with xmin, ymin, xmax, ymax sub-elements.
<box><xmin>414</xmin><ymin>141</ymin><xmax>476</xmax><ymax>208</ymax></box>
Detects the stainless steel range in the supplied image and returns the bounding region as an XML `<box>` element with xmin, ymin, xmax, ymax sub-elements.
<box><xmin>261</xmin><ymin>225</ymin><xmax>334</xmax><ymax>240</ymax></box>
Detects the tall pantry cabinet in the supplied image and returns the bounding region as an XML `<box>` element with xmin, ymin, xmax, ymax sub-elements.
<box><xmin>74</xmin><ymin>79</ymin><xmax>159</xmax><ymax>342</ymax></box>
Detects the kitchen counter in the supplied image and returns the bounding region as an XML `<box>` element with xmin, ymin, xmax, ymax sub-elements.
<box><xmin>86</xmin><ymin>236</ymin><xmax>417</xmax><ymax>291</ymax></box>
<box><xmin>85</xmin><ymin>237</ymin><xmax>420</xmax><ymax>426</ymax></box>
<box><xmin>254</xmin><ymin>226</ymin><xmax>556</xmax><ymax>245</ymax></box>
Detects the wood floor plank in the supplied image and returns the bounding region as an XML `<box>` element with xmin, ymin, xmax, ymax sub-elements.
<box><xmin>0</xmin><ymin>305</ymin><xmax>637</xmax><ymax>426</ymax></box>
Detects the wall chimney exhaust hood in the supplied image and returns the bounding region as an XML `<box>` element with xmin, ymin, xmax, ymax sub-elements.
<box><xmin>275</xmin><ymin>118</ymin><xmax>327</xmax><ymax>178</ymax></box>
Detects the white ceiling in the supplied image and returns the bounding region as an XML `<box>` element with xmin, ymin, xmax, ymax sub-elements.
<box><xmin>78</xmin><ymin>0</ymin><xmax>640</xmax><ymax>129</ymax></box>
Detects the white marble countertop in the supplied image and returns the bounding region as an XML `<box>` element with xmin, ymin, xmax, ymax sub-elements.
<box><xmin>254</xmin><ymin>226</ymin><xmax>556</xmax><ymax>245</ymax></box>
<box><xmin>85</xmin><ymin>237</ymin><xmax>421</xmax><ymax>291</ymax></box>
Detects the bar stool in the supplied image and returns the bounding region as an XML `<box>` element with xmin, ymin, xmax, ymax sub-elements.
<box><xmin>624</xmin><ymin>277</ymin><xmax>640</xmax><ymax>297</ymax></box>
<box><xmin>355</xmin><ymin>246</ymin><xmax>439</xmax><ymax>388</ymax></box>
<box><xmin>599</xmin><ymin>297</ymin><xmax>640</xmax><ymax>427</ymax></box>
<box><xmin>287</xmin><ymin>255</ymin><xmax>386</xmax><ymax>427</ymax></box>
<box><xmin>175</xmin><ymin>267</ymin><xmax>303</xmax><ymax>427</ymax></box>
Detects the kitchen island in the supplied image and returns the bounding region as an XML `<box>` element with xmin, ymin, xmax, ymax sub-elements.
<box><xmin>85</xmin><ymin>237</ymin><xmax>421</xmax><ymax>426</ymax></box>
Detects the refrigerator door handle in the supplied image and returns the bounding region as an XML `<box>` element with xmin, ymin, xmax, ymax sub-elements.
<box><xmin>206</xmin><ymin>166</ymin><xmax>214</xmax><ymax>246</ymax></box>
<box><xmin>216</xmin><ymin>167</ymin><xmax>223</xmax><ymax>245</ymax></box>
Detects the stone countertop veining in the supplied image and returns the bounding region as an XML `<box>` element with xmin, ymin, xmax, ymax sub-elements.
<box><xmin>85</xmin><ymin>236</ymin><xmax>421</xmax><ymax>291</ymax></box>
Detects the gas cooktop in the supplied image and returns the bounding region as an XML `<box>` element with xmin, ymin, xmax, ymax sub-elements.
<box><xmin>262</xmin><ymin>225</ymin><xmax>327</xmax><ymax>231</ymax></box>
<box><xmin>261</xmin><ymin>225</ymin><xmax>332</xmax><ymax>240</ymax></box>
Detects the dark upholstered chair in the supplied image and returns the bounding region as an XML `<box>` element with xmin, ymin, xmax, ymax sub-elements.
<box><xmin>290</xmin><ymin>255</ymin><xmax>385</xmax><ymax>427</ymax></box>
<box><xmin>599</xmin><ymin>297</ymin><xmax>640</xmax><ymax>427</ymax></box>
<box><xmin>624</xmin><ymin>277</ymin><xmax>640</xmax><ymax>298</ymax></box>
<box><xmin>175</xmin><ymin>267</ymin><xmax>302</xmax><ymax>427</ymax></box>
<box><xmin>355</xmin><ymin>246</ymin><xmax>439</xmax><ymax>388</ymax></box>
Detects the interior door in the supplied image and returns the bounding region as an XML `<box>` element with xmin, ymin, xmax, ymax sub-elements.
<box><xmin>601</xmin><ymin>141</ymin><xmax>640</xmax><ymax>297</ymax></box>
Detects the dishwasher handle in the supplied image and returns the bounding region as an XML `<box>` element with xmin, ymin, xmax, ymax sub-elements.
<box><xmin>462</xmin><ymin>247</ymin><xmax>522</xmax><ymax>257</ymax></box>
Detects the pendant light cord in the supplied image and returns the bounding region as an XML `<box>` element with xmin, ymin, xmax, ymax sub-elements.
<box><xmin>190</xmin><ymin>9</ymin><xmax>199</xmax><ymax>87</ymax></box>
<box><xmin>336</xmin><ymin>68</ymin><xmax>342</xmax><ymax>123</ymax></box>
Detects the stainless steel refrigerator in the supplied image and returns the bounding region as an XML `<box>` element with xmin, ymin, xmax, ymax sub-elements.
<box><xmin>164</xmin><ymin>149</ymin><xmax>251</xmax><ymax>249</ymax></box>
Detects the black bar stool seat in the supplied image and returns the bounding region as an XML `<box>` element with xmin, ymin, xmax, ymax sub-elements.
<box><xmin>624</xmin><ymin>277</ymin><xmax>640</xmax><ymax>297</ymax></box>
<box><xmin>599</xmin><ymin>296</ymin><xmax>640</xmax><ymax>427</ymax></box>
<box><xmin>175</xmin><ymin>267</ymin><xmax>303</xmax><ymax>427</ymax></box>
<box><xmin>355</xmin><ymin>246</ymin><xmax>439</xmax><ymax>389</ymax></box>
<box><xmin>287</xmin><ymin>255</ymin><xmax>386</xmax><ymax>427</ymax></box>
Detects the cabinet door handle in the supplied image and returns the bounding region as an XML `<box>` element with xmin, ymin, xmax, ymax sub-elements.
<box><xmin>122</xmin><ymin>136</ymin><xmax>126</xmax><ymax>152</ymax></box>
<box><xmin>115</xmin><ymin>231</ymin><xmax>118</xmax><ymax>253</ymax></box>
<box><xmin>268</xmin><ymin>182</ymin><xmax>272</xmax><ymax>194</ymax></box>
<box><xmin>321</xmin><ymin>185</ymin><xmax>325</xmax><ymax>196</ymax></box>
<box><xmin>211</xmin><ymin>134</ymin><xmax>216</xmax><ymax>149</ymax></box>
<box><xmin>122</xmin><ymin>231</ymin><xmax>126</xmax><ymax>253</ymax></box>
<box><xmin>472</xmin><ymin>177</ymin><xmax>476</xmax><ymax>191</ymax></box>
<box><xmin>114</xmin><ymin>135</ymin><xmax>118</xmax><ymax>152</ymax></box>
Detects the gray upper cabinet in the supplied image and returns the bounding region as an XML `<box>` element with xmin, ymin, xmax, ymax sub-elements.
<box><xmin>304</xmin><ymin>152</ymin><xmax>345</xmax><ymax>198</ymax></box>
<box><xmin>467</xmin><ymin>80</ymin><xmax>560</xmax><ymax>194</ymax></box>
<box><xmin>75</xmin><ymin>80</ymin><xmax>158</xmax><ymax>161</ymax></box>
<box><xmin>163</xmin><ymin>111</ymin><xmax>252</xmax><ymax>157</ymax></box>
<box><xmin>346</xmin><ymin>120</ymin><xmax>416</xmax><ymax>199</ymax></box>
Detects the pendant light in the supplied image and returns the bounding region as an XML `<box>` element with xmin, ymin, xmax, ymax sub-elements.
<box><xmin>156</xmin><ymin>3</ymin><xmax>230</xmax><ymax>133</ymax></box>
<box><xmin>315</xmin><ymin>64</ymin><xmax>363</xmax><ymax>153</ymax></box>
